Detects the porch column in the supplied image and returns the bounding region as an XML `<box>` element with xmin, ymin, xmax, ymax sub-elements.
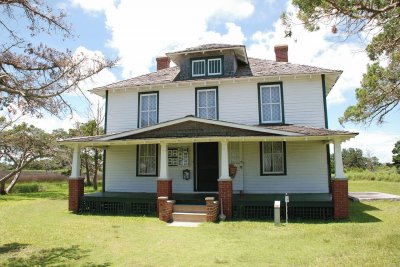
<box><xmin>332</xmin><ymin>139</ymin><xmax>349</xmax><ymax>220</ymax></box>
<box><xmin>218</xmin><ymin>140</ymin><xmax>233</xmax><ymax>219</ymax></box>
<box><xmin>157</xmin><ymin>142</ymin><xmax>172</xmax><ymax>213</ymax></box>
<box><xmin>69</xmin><ymin>144</ymin><xmax>84</xmax><ymax>213</ymax></box>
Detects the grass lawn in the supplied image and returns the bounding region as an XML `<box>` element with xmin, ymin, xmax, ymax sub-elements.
<box><xmin>0</xmin><ymin>181</ymin><xmax>399</xmax><ymax>266</ymax></box>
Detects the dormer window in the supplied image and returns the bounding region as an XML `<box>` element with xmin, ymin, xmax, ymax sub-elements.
<box><xmin>192</xmin><ymin>59</ymin><xmax>206</xmax><ymax>77</ymax></box>
<box><xmin>191</xmin><ymin>57</ymin><xmax>223</xmax><ymax>78</ymax></box>
<box><xmin>208</xmin><ymin>58</ymin><xmax>222</xmax><ymax>75</ymax></box>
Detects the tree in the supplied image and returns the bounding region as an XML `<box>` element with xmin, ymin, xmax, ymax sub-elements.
<box><xmin>0</xmin><ymin>123</ymin><xmax>57</xmax><ymax>194</ymax></box>
<box><xmin>0</xmin><ymin>0</ymin><xmax>117</xmax><ymax>118</ymax></box>
<box><xmin>342</xmin><ymin>148</ymin><xmax>367</xmax><ymax>170</ymax></box>
<box><xmin>283</xmin><ymin>1</ymin><xmax>400</xmax><ymax>125</ymax></box>
<box><xmin>392</xmin><ymin>141</ymin><xmax>400</xmax><ymax>174</ymax></box>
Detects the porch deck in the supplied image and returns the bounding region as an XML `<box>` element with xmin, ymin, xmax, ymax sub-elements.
<box><xmin>80</xmin><ymin>192</ymin><xmax>333</xmax><ymax>219</ymax></box>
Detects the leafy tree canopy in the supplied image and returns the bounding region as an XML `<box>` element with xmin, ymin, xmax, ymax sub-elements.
<box><xmin>392</xmin><ymin>141</ymin><xmax>400</xmax><ymax>173</ymax></box>
<box><xmin>283</xmin><ymin>0</ymin><xmax>400</xmax><ymax>125</ymax></box>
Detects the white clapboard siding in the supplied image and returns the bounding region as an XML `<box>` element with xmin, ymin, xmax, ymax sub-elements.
<box><xmin>242</xmin><ymin>141</ymin><xmax>329</xmax><ymax>193</ymax></box>
<box><xmin>159</xmin><ymin>87</ymin><xmax>195</xmax><ymax>122</ymax></box>
<box><xmin>283</xmin><ymin>77</ymin><xmax>325</xmax><ymax>127</ymax></box>
<box><xmin>106</xmin><ymin>76</ymin><xmax>326</xmax><ymax>132</ymax></box>
<box><xmin>105</xmin><ymin>145</ymin><xmax>156</xmax><ymax>192</ymax></box>
<box><xmin>107</xmin><ymin>91</ymin><xmax>137</xmax><ymax>133</ymax></box>
<box><xmin>105</xmin><ymin>144</ymin><xmax>196</xmax><ymax>193</ymax></box>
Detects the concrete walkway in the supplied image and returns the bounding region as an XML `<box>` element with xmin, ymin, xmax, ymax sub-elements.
<box><xmin>349</xmin><ymin>192</ymin><xmax>400</xmax><ymax>202</ymax></box>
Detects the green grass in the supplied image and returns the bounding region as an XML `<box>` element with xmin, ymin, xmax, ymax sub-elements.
<box><xmin>345</xmin><ymin>166</ymin><xmax>400</xmax><ymax>182</ymax></box>
<box><xmin>0</xmin><ymin>181</ymin><xmax>399</xmax><ymax>266</ymax></box>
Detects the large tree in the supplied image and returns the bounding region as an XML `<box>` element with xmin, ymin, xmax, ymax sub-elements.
<box><xmin>283</xmin><ymin>0</ymin><xmax>400</xmax><ymax>124</ymax></box>
<box><xmin>0</xmin><ymin>0</ymin><xmax>116</xmax><ymax>118</ymax></box>
<box><xmin>0</xmin><ymin>123</ymin><xmax>57</xmax><ymax>194</ymax></box>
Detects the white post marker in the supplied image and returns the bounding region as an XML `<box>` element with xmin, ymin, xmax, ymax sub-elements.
<box><xmin>274</xmin><ymin>201</ymin><xmax>281</xmax><ymax>226</ymax></box>
<box><xmin>285</xmin><ymin>193</ymin><xmax>289</xmax><ymax>225</ymax></box>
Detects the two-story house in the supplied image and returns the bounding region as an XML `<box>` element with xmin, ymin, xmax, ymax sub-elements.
<box><xmin>62</xmin><ymin>44</ymin><xmax>356</xmax><ymax>222</ymax></box>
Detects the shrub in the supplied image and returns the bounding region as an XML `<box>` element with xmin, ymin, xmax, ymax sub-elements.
<box><xmin>13</xmin><ymin>183</ymin><xmax>45</xmax><ymax>193</ymax></box>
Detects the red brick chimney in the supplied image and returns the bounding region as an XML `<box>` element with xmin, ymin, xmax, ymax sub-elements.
<box><xmin>274</xmin><ymin>44</ymin><xmax>288</xmax><ymax>62</ymax></box>
<box><xmin>156</xmin><ymin>56</ymin><xmax>171</xmax><ymax>71</ymax></box>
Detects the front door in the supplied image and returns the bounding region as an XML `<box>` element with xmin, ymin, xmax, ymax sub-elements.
<box><xmin>195</xmin><ymin>142</ymin><xmax>219</xmax><ymax>191</ymax></box>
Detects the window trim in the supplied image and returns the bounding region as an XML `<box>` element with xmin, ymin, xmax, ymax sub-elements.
<box><xmin>257</xmin><ymin>82</ymin><xmax>285</xmax><ymax>125</ymax></box>
<box><xmin>191</xmin><ymin>59</ymin><xmax>206</xmax><ymax>77</ymax></box>
<box><xmin>195</xmin><ymin>86</ymin><xmax>219</xmax><ymax>120</ymax></box>
<box><xmin>190</xmin><ymin>56</ymin><xmax>224</xmax><ymax>78</ymax></box>
<box><xmin>207</xmin><ymin>58</ymin><xmax>222</xmax><ymax>76</ymax></box>
<box><xmin>137</xmin><ymin>91</ymin><xmax>159</xmax><ymax>128</ymax></box>
<box><xmin>136</xmin><ymin>144</ymin><xmax>159</xmax><ymax>177</ymax></box>
<box><xmin>259</xmin><ymin>141</ymin><xmax>287</xmax><ymax>176</ymax></box>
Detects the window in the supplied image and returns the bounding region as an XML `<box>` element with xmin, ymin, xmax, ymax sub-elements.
<box><xmin>137</xmin><ymin>144</ymin><xmax>158</xmax><ymax>176</ymax></box>
<box><xmin>192</xmin><ymin>59</ymin><xmax>206</xmax><ymax>77</ymax></box>
<box><xmin>260</xmin><ymin>142</ymin><xmax>286</xmax><ymax>175</ymax></box>
<box><xmin>191</xmin><ymin>57</ymin><xmax>223</xmax><ymax>77</ymax></box>
<box><xmin>196</xmin><ymin>87</ymin><xmax>218</xmax><ymax>120</ymax></box>
<box><xmin>208</xmin><ymin>58</ymin><xmax>222</xmax><ymax>75</ymax></box>
<box><xmin>259</xmin><ymin>83</ymin><xmax>283</xmax><ymax>124</ymax></box>
<box><xmin>138</xmin><ymin>92</ymin><xmax>158</xmax><ymax>128</ymax></box>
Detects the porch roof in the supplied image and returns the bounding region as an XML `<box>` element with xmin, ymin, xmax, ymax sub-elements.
<box><xmin>59</xmin><ymin>116</ymin><xmax>357</xmax><ymax>147</ymax></box>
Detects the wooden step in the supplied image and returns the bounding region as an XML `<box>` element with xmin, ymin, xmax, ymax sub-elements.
<box><xmin>173</xmin><ymin>204</ymin><xmax>206</xmax><ymax>213</ymax></box>
<box><xmin>172</xmin><ymin>212</ymin><xmax>207</xmax><ymax>222</ymax></box>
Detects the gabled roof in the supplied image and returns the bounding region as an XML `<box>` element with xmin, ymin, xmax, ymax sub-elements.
<box><xmin>59</xmin><ymin>116</ymin><xmax>357</xmax><ymax>146</ymax></box>
<box><xmin>92</xmin><ymin>58</ymin><xmax>341</xmax><ymax>95</ymax></box>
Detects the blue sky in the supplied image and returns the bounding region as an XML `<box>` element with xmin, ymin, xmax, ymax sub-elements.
<box><xmin>20</xmin><ymin>0</ymin><xmax>400</xmax><ymax>162</ymax></box>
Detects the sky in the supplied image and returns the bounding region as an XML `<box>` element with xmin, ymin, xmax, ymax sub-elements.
<box><xmin>16</xmin><ymin>0</ymin><xmax>400</xmax><ymax>163</ymax></box>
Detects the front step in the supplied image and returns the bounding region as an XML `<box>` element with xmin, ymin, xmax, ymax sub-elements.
<box><xmin>173</xmin><ymin>204</ymin><xmax>206</xmax><ymax>213</ymax></box>
<box><xmin>172</xmin><ymin>212</ymin><xmax>207</xmax><ymax>222</ymax></box>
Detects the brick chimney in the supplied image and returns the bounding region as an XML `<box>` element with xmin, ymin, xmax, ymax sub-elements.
<box><xmin>156</xmin><ymin>56</ymin><xmax>171</xmax><ymax>71</ymax></box>
<box><xmin>274</xmin><ymin>44</ymin><xmax>288</xmax><ymax>62</ymax></box>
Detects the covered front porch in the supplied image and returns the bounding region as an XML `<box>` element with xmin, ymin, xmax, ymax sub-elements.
<box><xmin>61</xmin><ymin>116</ymin><xmax>356</xmax><ymax>221</ymax></box>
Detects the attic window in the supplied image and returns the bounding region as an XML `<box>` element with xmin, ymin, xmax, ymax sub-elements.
<box><xmin>191</xmin><ymin>57</ymin><xmax>223</xmax><ymax>78</ymax></box>
<box><xmin>192</xmin><ymin>59</ymin><xmax>206</xmax><ymax>77</ymax></box>
<box><xmin>208</xmin><ymin>58</ymin><xmax>222</xmax><ymax>75</ymax></box>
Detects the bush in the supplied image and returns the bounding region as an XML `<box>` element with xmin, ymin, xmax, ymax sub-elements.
<box><xmin>345</xmin><ymin>167</ymin><xmax>400</xmax><ymax>182</ymax></box>
<box><xmin>12</xmin><ymin>183</ymin><xmax>45</xmax><ymax>193</ymax></box>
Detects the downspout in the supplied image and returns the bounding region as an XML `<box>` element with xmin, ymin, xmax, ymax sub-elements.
<box><xmin>321</xmin><ymin>74</ymin><xmax>332</xmax><ymax>193</ymax></box>
<box><xmin>102</xmin><ymin>90</ymin><xmax>109</xmax><ymax>193</ymax></box>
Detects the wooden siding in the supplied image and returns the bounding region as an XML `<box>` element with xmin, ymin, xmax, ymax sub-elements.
<box><xmin>105</xmin><ymin>141</ymin><xmax>329</xmax><ymax>194</ymax></box>
<box><xmin>106</xmin><ymin>76</ymin><xmax>325</xmax><ymax>132</ymax></box>
<box><xmin>243</xmin><ymin>141</ymin><xmax>329</xmax><ymax>193</ymax></box>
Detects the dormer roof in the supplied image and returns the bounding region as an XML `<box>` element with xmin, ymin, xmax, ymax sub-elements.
<box><xmin>166</xmin><ymin>43</ymin><xmax>248</xmax><ymax>65</ymax></box>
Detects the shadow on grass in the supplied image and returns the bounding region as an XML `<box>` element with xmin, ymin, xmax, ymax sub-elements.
<box><xmin>348</xmin><ymin>201</ymin><xmax>381</xmax><ymax>223</ymax></box>
<box><xmin>1</xmin><ymin>244</ymin><xmax>110</xmax><ymax>267</ymax></box>
<box><xmin>0</xmin><ymin>243</ymin><xmax>29</xmax><ymax>254</ymax></box>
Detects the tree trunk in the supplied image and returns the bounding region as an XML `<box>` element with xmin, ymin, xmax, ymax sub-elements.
<box><xmin>0</xmin><ymin>181</ymin><xmax>6</xmax><ymax>195</ymax></box>
<box><xmin>5</xmin><ymin>171</ymin><xmax>22</xmax><ymax>194</ymax></box>
<box><xmin>93</xmin><ymin>149</ymin><xmax>98</xmax><ymax>191</ymax></box>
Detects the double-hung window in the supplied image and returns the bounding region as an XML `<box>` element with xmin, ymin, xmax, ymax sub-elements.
<box><xmin>259</xmin><ymin>83</ymin><xmax>283</xmax><ymax>124</ymax></box>
<box><xmin>261</xmin><ymin>141</ymin><xmax>286</xmax><ymax>175</ymax></box>
<box><xmin>137</xmin><ymin>144</ymin><xmax>158</xmax><ymax>176</ymax></box>
<box><xmin>138</xmin><ymin>92</ymin><xmax>158</xmax><ymax>128</ymax></box>
<box><xmin>196</xmin><ymin>87</ymin><xmax>218</xmax><ymax>120</ymax></box>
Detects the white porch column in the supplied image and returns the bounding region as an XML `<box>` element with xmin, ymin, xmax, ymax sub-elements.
<box><xmin>70</xmin><ymin>144</ymin><xmax>81</xmax><ymax>179</ymax></box>
<box><xmin>159</xmin><ymin>142</ymin><xmax>168</xmax><ymax>179</ymax></box>
<box><xmin>219</xmin><ymin>141</ymin><xmax>231</xmax><ymax>180</ymax></box>
<box><xmin>334</xmin><ymin>139</ymin><xmax>346</xmax><ymax>179</ymax></box>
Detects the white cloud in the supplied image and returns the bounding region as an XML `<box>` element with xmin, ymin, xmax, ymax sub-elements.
<box><xmin>342</xmin><ymin>130</ymin><xmax>400</xmax><ymax>163</ymax></box>
<box><xmin>246</xmin><ymin>1</ymin><xmax>370</xmax><ymax>106</ymax></box>
<box><xmin>71</xmin><ymin>0</ymin><xmax>253</xmax><ymax>78</ymax></box>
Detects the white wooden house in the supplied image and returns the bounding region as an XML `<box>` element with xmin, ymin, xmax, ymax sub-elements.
<box><xmin>62</xmin><ymin>44</ymin><xmax>356</xmax><ymax>222</ymax></box>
